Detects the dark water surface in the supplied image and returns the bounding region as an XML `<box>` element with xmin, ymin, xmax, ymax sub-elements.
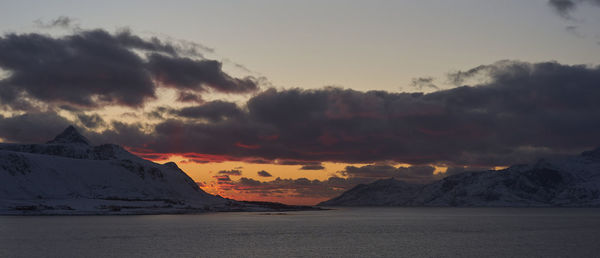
<box><xmin>2</xmin><ymin>208</ymin><xmax>600</xmax><ymax>257</ymax></box>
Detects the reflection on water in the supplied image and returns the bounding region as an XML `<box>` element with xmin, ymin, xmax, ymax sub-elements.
<box><xmin>2</xmin><ymin>208</ymin><xmax>600</xmax><ymax>257</ymax></box>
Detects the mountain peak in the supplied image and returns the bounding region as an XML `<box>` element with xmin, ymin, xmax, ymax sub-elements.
<box><xmin>46</xmin><ymin>125</ymin><xmax>90</xmax><ymax>145</ymax></box>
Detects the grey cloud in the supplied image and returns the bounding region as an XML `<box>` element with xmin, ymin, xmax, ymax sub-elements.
<box><xmin>145</xmin><ymin>107</ymin><xmax>168</xmax><ymax>120</ymax></box>
<box><xmin>176</xmin><ymin>91</ymin><xmax>204</xmax><ymax>103</ymax></box>
<box><xmin>0</xmin><ymin>112</ymin><xmax>71</xmax><ymax>143</ymax></box>
<box><xmin>548</xmin><ymin>0</ymin><xmax>600</xmax><ymax>18</ymax></box>
<box><xmin>87</xmin><ymin>121</ymin><xmax>153</xmax><ymax>148</ymax></box>
<box><xmin>257</xmin><ymin>170</ymin><xmax>273</xmax><ymax>177</ymax></box>
<box><xmin>214</xmin><ymin>175</ymin><xmax>232</xmax><ymax>183</ymax></box>
<box><xmin>35</xmin><ymin>16</ymin><xmax>76</xmax><ymax>29</ymax></box>
<box><xmin>447</xmin><ymin>63</ymin><xmax>494</xmax><ymax>86</ymax></box>
<box><xmin>218</xmin><ymin>169</ymin><xmax>242</xmax><ymax>176</ymax></box>
<box><xmin>410</xmin><ymin>77</ymin><xmax>438</xmax><ymax>90</ymax></box>
<box><xmin>171</xmin><ymin>100</ymin><xmax>243</xmax><ymax>122</ymax></box>
<box><xmin>0</xmin><ymin>30</ymin><xmax>156</xmax><ymax>109</ymax></box>
<box><xmin>120</xmin><ymin>112</ymin><xmax>139</xmax><ymax>118</ymax></box>
<box><xmin>549</xmin><ymin>0</ymin><xmax>577</xmax><ymax>18</ymax></box>
<box><xmin>300</xmin><ymin>164</ymin><xmax>325</xmax><ymax>170</ymax></box>
<box><xmin>115</xmin><ymin>29</ymin><xmax>177</xmax><ymax>55</ymax></box>
<box><xmin>147</xmin><ymin>53</ymin><xmax>259</xmax><ymax>94</ymax></box>
<box><xmin>77</xmin><ymin>113</ymin><xmax>106</xmax><ymax>129</ymax></box>
<box><xmin>133</xmin><ymin>60</ymin><xmax>600</xmax><ymax>167</ymax></box>
<box><xmin>7</xmin><ymin>60</ymin><xmax>600</xmax><ymax>171</ymax></box>
<box><xmin>0</xmin><ymin>29</ymin><xmax>257</xmax><ymax>111</ymax></box>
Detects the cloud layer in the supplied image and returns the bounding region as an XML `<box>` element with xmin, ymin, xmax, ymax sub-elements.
<box><xmin>69</xmin><ymin>60</ymin><xmax>597</xmax><ymax>167</ymax></box>
<box><xmin>1</xmin><ymin>24</ymin><xmax>599</xmax><ymax>172</ymax></box>
<box><xmin>2</xmin><ymin>22</ymin><xmax>599</xmax><ymax>198</ymax></box>
<box><xmin>3</xmin><ymin>60</ymin><xmax>599</xmax><ymax>168</ymax></box>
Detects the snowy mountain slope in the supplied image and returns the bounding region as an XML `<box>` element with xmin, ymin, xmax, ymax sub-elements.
<box><xmin>319</xmin><ymin>148</ymin><xmax>600</xmax><ymax>207</ymax></box>
<box><xmin>320</xmin><ymin>179</ymin><xmax>422</xmax><ymax>206</ymax></box>
<box><xmin>0</xmin><ymin>126</ymin><xmax>233</xmax><ymax>214</ymax></box>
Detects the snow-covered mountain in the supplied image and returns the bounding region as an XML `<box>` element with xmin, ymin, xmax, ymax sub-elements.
<box><xmin>0</xmin><ymin>126</ymin><xmax>271</xmax><ymax>214</ymax></box>
<box><xmin>319</xmin><ymin>148</ymin><xmax>600</xmax><ymax>207</ymax></box>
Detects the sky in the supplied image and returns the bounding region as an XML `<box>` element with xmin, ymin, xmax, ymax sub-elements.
<box><xmin>1</xmin><ymin>0</ymin><xmax>600</xmax><ymax>204</ymax></box>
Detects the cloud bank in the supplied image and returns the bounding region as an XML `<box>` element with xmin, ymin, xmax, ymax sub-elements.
<box><xmin>3</xmin><ymin>60</ymin><xmax>600</xmax><ymax>168</ymax></box>
<box><xmin>1</xmin><ymin>24</ymin><xmax>599</xmax><ymax>176</ymax></box>
<box><xmin>72</xmin><ymin>60</ymin><xmax>598</xmax><ymax>167</ymax></box>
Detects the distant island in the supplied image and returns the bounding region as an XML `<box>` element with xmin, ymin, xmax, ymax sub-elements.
<box><xmin>0</xmin><ymin>126</ymin><xmax>318</xmax><ymax>215</ymax></box>
<box><xmin>319</xmin><ymin>148</ymin><xmax>600</xmax><ymax>207</ymax></box>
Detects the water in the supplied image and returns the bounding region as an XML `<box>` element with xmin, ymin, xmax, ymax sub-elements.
<box><xmin>2</xmin><ymin>208</ymin><xmax>600</xmax><ymax>257</ymax></box>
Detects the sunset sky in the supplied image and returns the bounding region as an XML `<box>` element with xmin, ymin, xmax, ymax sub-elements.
<box><xmin>1</xmin><ymin>0</ymin><xmax>600</xmax><ymax>204</ymax></box>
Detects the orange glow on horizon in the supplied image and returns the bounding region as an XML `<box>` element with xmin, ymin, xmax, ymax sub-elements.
<box><xmin>139</xmin><ymin>152</ymin><xmax>479</xmax><ymax>205</ymax></box>
<box><xmin>141</xmin><ymin>153</ymin><xmax>368</xmax><ymax>205</ymax></box>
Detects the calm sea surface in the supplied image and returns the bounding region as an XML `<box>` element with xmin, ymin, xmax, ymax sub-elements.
<box><xmin>2</xmin><ymin>208</ymin><xmax>600</xmax><ymax>257</ymax></box>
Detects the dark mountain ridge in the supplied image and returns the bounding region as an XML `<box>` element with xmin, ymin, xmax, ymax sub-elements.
<box><xmin>319</xmin><ymin>148</ymin><xmax>600</xmax><ymax>207</ymax></box>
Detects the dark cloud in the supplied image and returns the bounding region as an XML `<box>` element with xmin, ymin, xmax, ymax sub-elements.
<box><xmin>300</xmin><ymin>164</ymin><xmax>325</xmax><ymax>170</ymax></box>
<box><xmin>98</xmin><ymin>60</ymin><xmax>600</xmax><ymax>168</ymax></box>
<box><xmin>77</xmin><ymin>113</ymin><xmax>106</xmax><ymax>129</ymax></box>
<box><xmin>213</xmin><ymin>175</ymin><xmax>232</xmax><ymax>183</ymax></box>
<box><xmin>165</xmin><ymin>38</ymin><xmax>215</xmax><ymax>56</ymax></box>
<box><xmin>181</xmin><ymin>159</ymin><xmax>211</xmax><ymax>164</ymax></box>
<box><xmin>115</xmin><ymin>29</ymin><xmax>177</xmax><ymax>55</ymax></box>
<box><xmin>0</xmin><ymin>29</ymin><xmax>257</xmax><ymax>111</ymax></box>
<box><xmin>447</xmin><ymin>63</ymin><xmax>493</xmax><ymax>86</ymax></box>
<box><xmin>176</xmin><ymin>91</ymin><xmax>204</xmax><ymax>103</ymax></box>
<box><xmin>218</xmin><ymin>169</ymin><xmax>242</xmax><ymax>176</ymax></box>
<box><xmin>410</xmin><ymin>77</ymin><xmax>438</xmax><ymax>90</ymax></box>
<box><xmin>0</xmin><ymin>111</ymin><xmax>150</xmax><ymax>147</ymax></box>
<box><xmin>245</xmin><ymin>158</ymin><xmax>272</xmax><ymax>164</ymax></box>
<box><xmin>145</xmin><ymin>107</ymin><xmax>167</xmax><ymax>120</ymax></box>
<box><xmin>257</xmin><ymin>170</ymin><xmax>272</xmax><ymax>177</ymax></box>
<box><xmin>88</xmin><ymin>121</ymin><xmax>153</xmax><ymax>148</ymax></box>
<box><xmin>120</xmin><ymin>112</ymin><xmax>139</xmax><ymax>118</ymax></box>
<box><xmin>147</xmin><ymin>53</ymin><xmax>259</xmax><ymax>94</ymax></box>
<box><xmin>0</xmin><ymin>29</ymin><xmax>156</xmax><ymax>109</ymax></box>
<box><xmin>171</xmin><ymin>100</ymin><xmax>243</xmax><ymax>122</ymax></box>
<box><xmin>5</xmin><ymin>60</ymin><xmax>600</xmax><ymax>171</ymax></box>
<box><xmin>548</xmin><ymin>0</ymin><xmax>600</xmax><ymax>18</ymax></box>
<box><xmin>549</xmin><ymin>0</ymin><xmax>577</xmax><ymax>18</ymax></box>
<box><xmin>275</xmin><ymin>160</ymin><xmax>322</xmax><ymax>166</ymax></box>
<box><xmin>0</xmin><ymin>112</ymin><xmax>71</xmax><ymax>143</ymax></box>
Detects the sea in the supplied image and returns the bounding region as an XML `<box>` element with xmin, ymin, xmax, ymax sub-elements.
<box><xmin>2</xmin><ymin>207</ymin><xmax>600</xmax><ymax>257</ymax></box>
